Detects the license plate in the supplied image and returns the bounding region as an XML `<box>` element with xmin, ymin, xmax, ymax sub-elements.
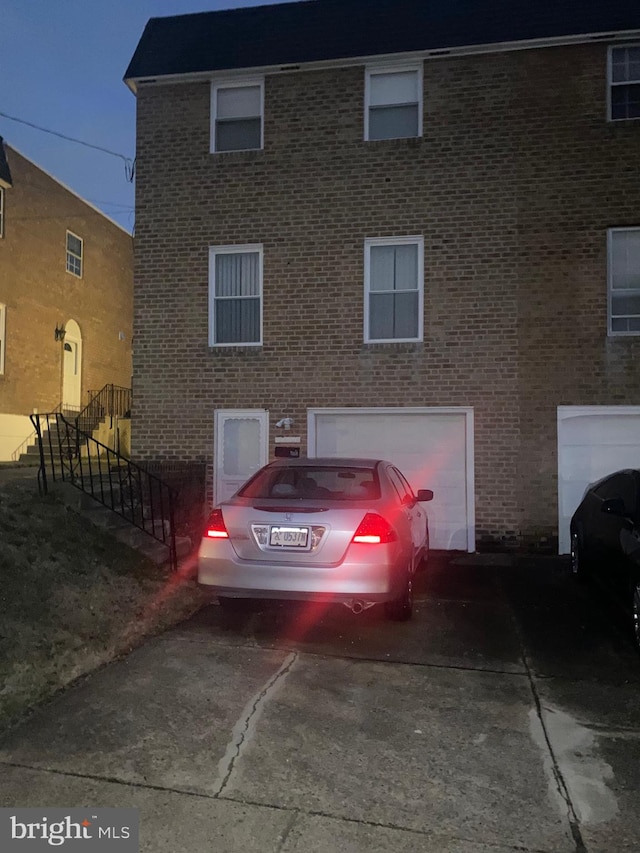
<box><xmin>269</xmin><ymin>526</ymin><xmax>309</xmax><ymax>548</ymax></box>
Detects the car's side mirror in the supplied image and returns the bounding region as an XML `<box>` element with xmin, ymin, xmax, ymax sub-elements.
<box><xmin>601</xmin><ymin>497</ymin><xmax>626</xmax><ymax>517</ymax></box>
<box><xmin>416</xmin><ymin>489</ymin><xmax>434</xmax><ymax>502</ymax></box>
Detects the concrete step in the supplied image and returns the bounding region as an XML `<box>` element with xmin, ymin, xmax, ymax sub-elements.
<box><xmin>56</xmin><ymin>483</ymin><xmax>187</xmax><ymax>568</ymax></box>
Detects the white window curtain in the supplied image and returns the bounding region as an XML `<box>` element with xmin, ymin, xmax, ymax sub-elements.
<box><xmin>610</xmin><ymin>229</ymin><xmax>640</xmax><ymax>333</ymax></box>
<box><xmin>215</xmin><ymin>85</ymin><xmax>262</xmax><ymax>151</ymax></box>
<box><xmin>369</xmin><ymin>244</ymin><xmax>419</xmax><ymax>340</ymax></box>
<box><xmin>214</xmin><ymin>251</ymin><xmax>261</xmax><ymax>343</ymax></box>
<box><xmin>368</xmin><ymin>69</ymin><xmax>420</xmax><ymax>140</ymax></box>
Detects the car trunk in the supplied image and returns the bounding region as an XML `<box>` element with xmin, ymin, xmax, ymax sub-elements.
<box><xmin>222</xmin><ymin>502</ymin><xmax>369</xmax><ymax>564</ymax></box>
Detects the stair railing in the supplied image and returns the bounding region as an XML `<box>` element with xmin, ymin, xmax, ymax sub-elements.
<box><xmin>31</xmin><ymin>412</ymin><xmax>177</xmax><ymax>571</ymax></box>
<box><xmin>10</xmin><ymin>402</ymin><xmax>64</xmax><ymax>462</ymax></box>
<box><xmin>75</xmin><ymin>384</ymin><xmax>132</xmax><ymax>436</ymax></box>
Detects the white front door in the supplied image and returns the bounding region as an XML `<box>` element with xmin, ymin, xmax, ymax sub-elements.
<box><xmin>214</xmin><ymin>409</ymin><xmax>269</xmax><ymax>504</ymax></box>
<box><xmin>62</xmin><ymin>340</ymin><xmax>81</xmax><ymax>409</ymax></box>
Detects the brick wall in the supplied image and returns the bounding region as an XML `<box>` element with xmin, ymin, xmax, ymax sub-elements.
<box><xmin>0</xmin><ymin>147</ymin><xmax>133</xmax><ymax>417</ymax></box>
<box><xmin>132</xmin><ymin>42</ymin><xmax>640</xmax><ymax>547</ymax></box>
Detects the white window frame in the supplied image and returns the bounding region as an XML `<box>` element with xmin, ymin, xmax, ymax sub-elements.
<box><xmin>364</xmin><ymin>63</ymin><xmax>423</xmax><ymax>142</ymax></box>
<box><xmin>66</xmin><ymin>230</ymin><xmax>83</xmax><ymax>278</ymax></box>
<box><xmin>364</xmin><ymin>236</ymin><xmax>424</xmax><ymax>343</ymax></box>
<box><xmin>608</xmin><ymin>226</ymin><xmax>640</xmax><ymax>336</ymax></box>
<box><xmin>0</xmin><ymin>187</ymin><xmax>4</xmax><ymax>239</ymax></box>
<box><xmin>209</xmin><ymin>243</ymin><xmax>263</xmax><ymax>347</ymax></box>
<box><xmin>210</xmin><ymin>77</ymin><xmax>264</xmax><ymax>153</ymax></box>
<box><xmin>0</xmin><ymin>303</ymin><xmax>5</xmax><ymax>374</ymax></box>
<box><xmin>608</xmin><ymin>44</ymin><xmax>640</xmax><ymax>122</ymax></box>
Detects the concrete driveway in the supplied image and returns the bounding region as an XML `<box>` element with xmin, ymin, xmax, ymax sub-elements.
<box><xmin>0</xmin><ymin>554</ymin><xmax>639</xmax><ymax>852</ymax></box>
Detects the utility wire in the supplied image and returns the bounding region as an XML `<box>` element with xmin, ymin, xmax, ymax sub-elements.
<box><xmin>0</xmin><ymin>110</ymin><xmax>135</xmax><ymax>182</ymax></box>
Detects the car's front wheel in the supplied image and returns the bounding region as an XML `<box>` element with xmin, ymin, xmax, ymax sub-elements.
<box><xmin>632</xmin><ymin>579</ymin><xmax>640</xmax><ymax>652</ymax></box>
<box><xmin>570</xmin><ymin>529</ymin><xmax>588</xmax><ymax>583</ymax></box>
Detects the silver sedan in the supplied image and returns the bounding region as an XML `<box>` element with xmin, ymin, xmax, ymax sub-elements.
<box><xmin>198</xmin><ymin>458</ymin><xmax>433</xmax><ymax>620</ymax></box>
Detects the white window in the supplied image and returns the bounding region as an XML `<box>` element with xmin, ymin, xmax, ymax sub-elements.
<box><xmin>365</xmin><ymin>65</ymin><xmax>422</xmax><ymax>141</ymax></box>
<box><xmin>0</xmin><ymin>188</ymin><xmax>4</xmax><ymax>238</ymax></box>
<box><xmin>364</xmin><ymin>237</ymin><xmax>424</xmax><ymax>343</ymax></box>
<box><xmin>608</xmin><ymin>227</ymin><xmax>640</xmax><ymax>335</ymax></box>
<box><xmin>609</xmin><ymin>45</ymin><xmax>640</xmax><ymax>121</ymax></box>
<box><xmin>66</xmin><ymin>231</ymin><xmax>83</xmax><ymax>277</ymax></box>
<box><xmin>211</xmin><ymin>79</ymin><xmax>264</xmax><ymax>152</ymax></box>
<box><xmin>209</xmin><ymin>245</ymin><xmax>263</xmax><ymax>346</ymax></box>
<box><xmin>0</xmin><ymin>303</ymin><xmax>5</xmax><ymax>374</ymax></box>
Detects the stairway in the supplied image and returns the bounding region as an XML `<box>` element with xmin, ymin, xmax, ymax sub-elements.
<box><xmin>56</xmin><ymin>478</ymin><xmax>193</xmax><ymax>567</ymax></box>
<box><xmin>31</xmin><ymin>412</ymin><xmax>189</xmax><ymax>571</ymax></box>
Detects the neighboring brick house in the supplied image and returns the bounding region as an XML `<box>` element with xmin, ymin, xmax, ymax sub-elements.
<box><xmin>125</xmin><ymin>0</ymin><xmax>640</xmax><ymax>553</ymax></box>
<box><xmin>0</xmin><ymin>140</ymin><xmax>133</xmax><ymax>460</ymax></box>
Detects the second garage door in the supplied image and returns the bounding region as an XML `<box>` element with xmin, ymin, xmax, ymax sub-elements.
<box><xmin>308</xmin><ymin>408</ymin><xmax>474</xmax><ymax>551</ymax></box>
<box><xmin>557</xmin><ymin>406</ymin><xmax>640</xmax><ymax>553</ymax></box>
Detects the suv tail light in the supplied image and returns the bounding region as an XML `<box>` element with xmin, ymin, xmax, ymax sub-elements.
<box><xmin>205</xmin><ymin>508</ymin><xmax>229</xmax><ymax>539</ymax></box>
<box><xmin>352</xmin><ymin>513</ymin><xmax>397</xmax><ymax>544</ymax></box>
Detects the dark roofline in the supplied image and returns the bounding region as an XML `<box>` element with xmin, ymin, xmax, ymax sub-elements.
<box><xmin>124</xmin><ymin>0</ymin><xmax>640</xmax><ymax>89</ymax></box>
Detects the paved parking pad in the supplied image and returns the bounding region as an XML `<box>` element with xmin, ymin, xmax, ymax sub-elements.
<box><xmin>0</xmin><ymin>640</ymin><xmax>291</xmax><ymax>796</ymax></box>
<box><xmin>221</xmin><ymin>654</ymin><xmax>572</xmax><ymax>851</ymax></box>
<box><xmin>1</xmin><ymin>556</ymin><xmax>639</xmax><ymax>852</ymax></box>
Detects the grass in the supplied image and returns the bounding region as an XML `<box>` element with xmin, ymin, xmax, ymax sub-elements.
<box><xmin>0</xmin><ymin>477</ymin><xmax>207</xmax><ymax>731</ymax></box>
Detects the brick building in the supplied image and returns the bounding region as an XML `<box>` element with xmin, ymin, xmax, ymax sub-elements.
<box><xmin>0</xmin><ymin>141</ymin><xmax>133</xmax><ymax>460</ymax></box>
<box><xmin>125</xmin><ymin>0</ymin><xmax>640</xmax><ymax>553</ymax></box>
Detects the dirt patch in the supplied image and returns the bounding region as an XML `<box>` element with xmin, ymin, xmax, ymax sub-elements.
<box><xmin>0</xmin><ymin>479</ymin><xmax>208</xmax><ymax>730</ymax></box>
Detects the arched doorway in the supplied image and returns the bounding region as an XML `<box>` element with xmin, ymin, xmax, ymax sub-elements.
<box><xmin>62</xmin><ymin>319</ymin><xmax>82</xmax><ymax>410</ymax></box>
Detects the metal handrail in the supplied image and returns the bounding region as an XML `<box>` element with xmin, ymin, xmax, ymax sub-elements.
<box><xmin>10</xmin><ymin>402</ymin><xmax>64</xmax><ymax>462</ymax></box>
<box><xmin>75</xmin><ymin>384</ymin><xmax>132</xmax><ymax>436</ymax></box>
<box><xmin>31</xmin><ymin>412</ymin><xmax>177</xmax><ymax>570</ymax></box>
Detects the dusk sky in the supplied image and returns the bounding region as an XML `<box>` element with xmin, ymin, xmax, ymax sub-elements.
<box><xmin>1</xmin><ymin>0</ymin><xmax>298</xmax><ymax>233</ymax></box>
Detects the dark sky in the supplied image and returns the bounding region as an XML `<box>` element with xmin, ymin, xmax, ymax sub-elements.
<box><xmin>1</xmin><ymin>0</ymin><xmax>299</xmax><ymax>232</ymax></box>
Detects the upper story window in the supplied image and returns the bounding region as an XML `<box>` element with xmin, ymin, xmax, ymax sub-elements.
<box><xmin>0</xmin><ymin>303</ymin><xmax>5</xmax><ymax>374</ymax></box>
<box><xmin>209</xmin><ymin>244</ymin><xmax>263</xmax><ymax>346</ymax></box>
<box><xmin>364</xmin><ymin>236</ymin><xmax>424</xmax><ymax>343</ymax></box>
<box><xmin>66</xmin><ymin>231</ymin><xmax>83</xmax><ymax>277</ymax></box>
<box><xmin>365</xmin><ymin>65</ymin><xmax>422</xmax><ymax>141</ymax></box>
<box><xmin>211</xmin><ymin>79</ymin><xmax>264</xmax><ymax>152</ymax></box>
<box><xmin>608</xmin><ymin>227</ymin><xmax>640</xmax><ymax>335</ymax></box>
<box><xmin>0</xmin><ymin>188</ymin><xmax>4</xmax><ymax>238</ymax></box>
<box><xmin>609</xmin><ymin>45</ymin><xmax>640</xmax><ymax>121</ymax></box>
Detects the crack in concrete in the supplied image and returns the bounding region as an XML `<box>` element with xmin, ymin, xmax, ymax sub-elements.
<box><xmin>503</xmin><ymin>601</ymin><xmax>588</xmax><ymax>853</ymax></box>
<box><xmin>213</xmin><ymin>651</ymin><xmax>298</xmax><ymax>798</ymax></box>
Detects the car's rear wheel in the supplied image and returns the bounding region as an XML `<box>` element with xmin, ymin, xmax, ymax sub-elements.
<box><xmin>218</xmin><ymin>596</ymin><xmax>251</xmax><ymax>613</ymax></box>
<box><xmin>385</xmin><ymin>562</ymin><xmax>414</xmax><ymax>622</ymax></box>
<box><xmin>570</xmin><ymin>529</ymin><xmax>588</xmax><ymax>583</ymax></box>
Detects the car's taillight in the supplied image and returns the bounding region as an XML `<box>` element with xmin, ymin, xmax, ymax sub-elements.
<box><xmin>205</xmin><ymin>508</ymin><xmax>229</xmax><ymax>539</ymax></box>
<box><xmin>352</xmin><ymin>513</ymin><xmax>397</xmax><ymax>544</ymax></box>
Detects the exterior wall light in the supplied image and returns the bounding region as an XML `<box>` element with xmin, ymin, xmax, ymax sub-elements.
<box><xmin>54</xmin><ymin>324</ymin><xmax>66</xmax><ymax>341</ymax></box>
<box><xmin>276</xmin><ymin>417</ymin><xmax>294</xmax><ymax>430</ymax></box>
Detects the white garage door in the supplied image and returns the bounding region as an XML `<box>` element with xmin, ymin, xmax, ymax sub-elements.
<box><xmin>557</xmin><ymin>406</ymin><xmax>640</xmax><ymax>553</ymax></box>
<box><xmin>308</xmin><ymin>408</ymin><xmax>475</xmax><ymax>551</ymax></box>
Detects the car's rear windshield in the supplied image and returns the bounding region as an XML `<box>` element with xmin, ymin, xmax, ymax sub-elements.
<box><xmin>238</xmin><ymin>466</ymin><xmax>381</xmax><ymax>501</ymax></box>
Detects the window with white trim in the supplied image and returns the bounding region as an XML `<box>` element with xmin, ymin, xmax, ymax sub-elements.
<box><xmin>364</xmin><ymin>237</ymin><xmax>424</xmax><ymax>342</ymax></box>
<box><xmin>608</xmin><ymin>227</ymin><xmax>640</xmax><ymax>335</ymax></box>
<box><xmin>209</xmin><ymin>245</ymin><xmax>263</xmax><ymax>345</ymax></box>
<box><xmin>365</xmin><ymin>65</ymin><xmax>422</xmax><ymax>141</ymax></box>
<box><xmin>66</xmin><ymin>231</ymin><xmax>83</xmax><ymax>277</ymax></box>
<box><xmin>609</xmin><ymin>45</ymin><xmax>640</xmax><ymax>121</ymax></box>
<box><xmin>0</xmin><ymin>303</ymin><xmax>5</xmax><ymax>374</ymax></box>
<box><xmin>211</xmin><ymin>79</ymin><xmax>263</xmax><ymax>152</ymax></box>
<box><xmin>0</xmin><ymin>187</ymin><xmax>4</xmax><ymax>238</ymax></box>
